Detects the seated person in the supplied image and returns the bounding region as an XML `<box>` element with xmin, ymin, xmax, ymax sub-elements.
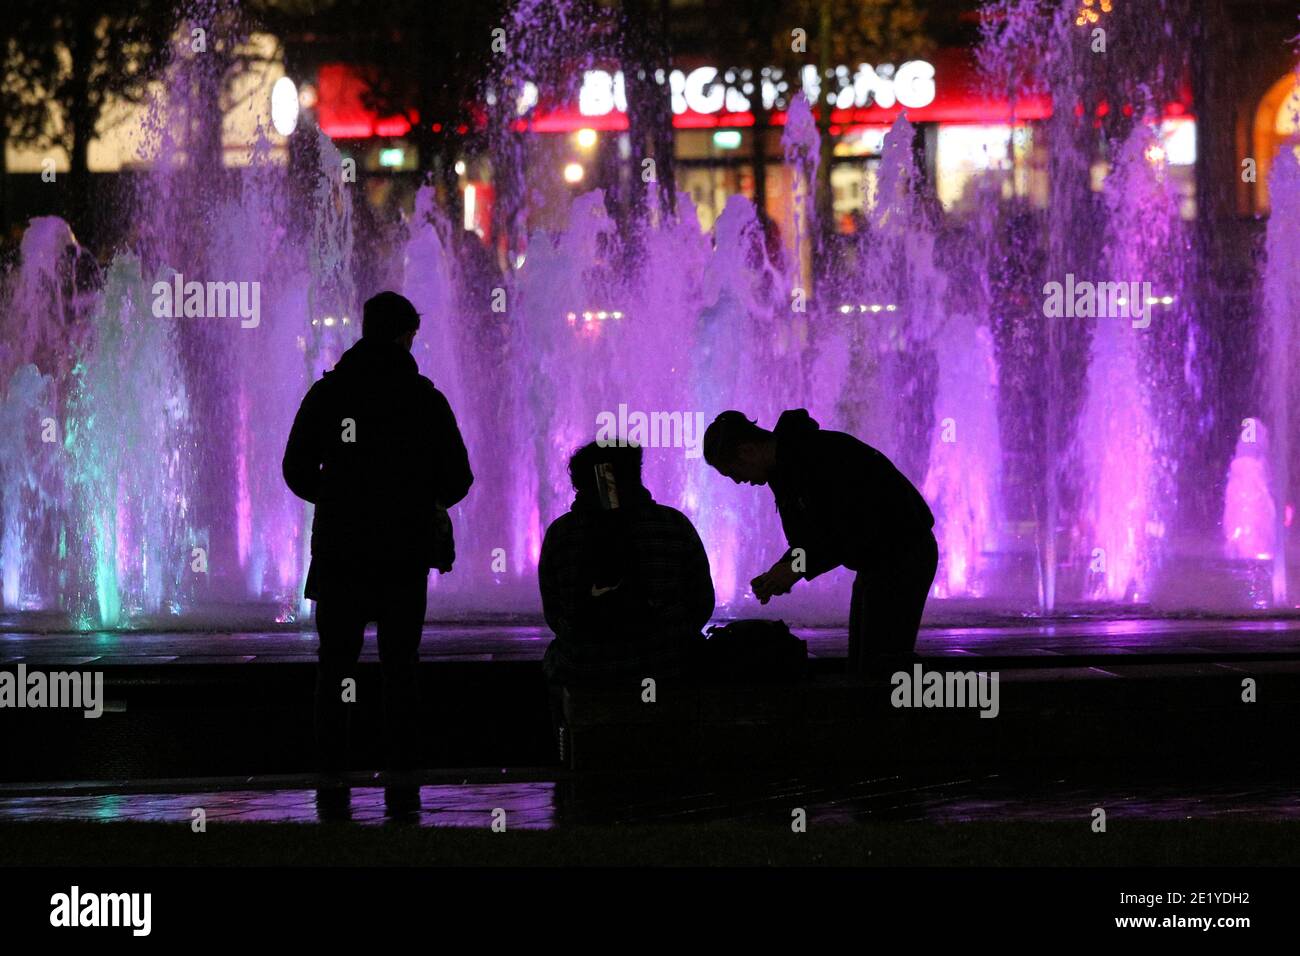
<box><xmin>538</xmin><ymin>440</ymin><xmax>714</xmax><ymax>684</ymax></box>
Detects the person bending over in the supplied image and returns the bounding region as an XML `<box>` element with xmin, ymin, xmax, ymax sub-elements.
<box><xmin>702</xmin><ymin>409</ymin><xmax>936</xmax><ymax>676</ymax></box>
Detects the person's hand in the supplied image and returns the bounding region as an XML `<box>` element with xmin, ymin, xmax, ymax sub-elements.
<box><xmin>751</xmin><ymin>560</ymin><xmax>801</xmax><ymax>604</ymax></box>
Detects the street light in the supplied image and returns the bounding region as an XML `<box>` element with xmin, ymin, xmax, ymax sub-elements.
<box><xmin>271</xmin><ymin>76</ymin><xmax>299</xmax><ymax>136</ymax></box>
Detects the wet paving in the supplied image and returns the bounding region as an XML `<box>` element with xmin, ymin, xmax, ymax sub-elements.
<box><xmin>1</xmin><ymin>771</ymin><xmax>1296</xmax><ymax>828</ymax></box>
<box><xmin>0</xmin><ymin>782</ymin><xmax>557</xmax><ymax>829</ymax></box>
<box><xmin>3</xmin><ymin>615</ymin><xmax>1300</xmax><ymax>666</ymax></box>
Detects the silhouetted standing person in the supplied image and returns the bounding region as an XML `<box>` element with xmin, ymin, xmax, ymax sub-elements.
<box><xmin>283</xmin><ymin>292</ymin><xmax>472</xmax><ymax>772</ymax></box>
<box><xmin>703</xmin><ymin>409</ymin><xmax>936</xmax><ymax>676</ymax></box>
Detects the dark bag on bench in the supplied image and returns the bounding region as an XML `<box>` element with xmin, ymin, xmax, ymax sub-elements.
<box><xmin>699</xmin><ymin>619</ymin><xmax>807</xmax><ymax>682</ymax></box>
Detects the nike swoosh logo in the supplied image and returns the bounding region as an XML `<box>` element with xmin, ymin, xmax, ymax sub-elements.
<box><xmin>591</xmin><ymin>583</ymin><xmax>620</xmax><ymax>597</ymax></box>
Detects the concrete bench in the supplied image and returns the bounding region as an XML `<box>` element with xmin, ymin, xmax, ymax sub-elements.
<box><xmin>557</xmin><ymin>676</ymin><xmax>909</xmax><ymax>771</ymax></box>
<box><xmin>555</xmin><ymin>662</ymin><xmax>1300</xmax><ymax>772</ymax></box>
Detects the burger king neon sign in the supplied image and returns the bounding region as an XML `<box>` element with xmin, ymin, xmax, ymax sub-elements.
<box><xmin>574</xmin><ymin>61</ymin><xmax>936</xmax><ymax>117</ymax></box>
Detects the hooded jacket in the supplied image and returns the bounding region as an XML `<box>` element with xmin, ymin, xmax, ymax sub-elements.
<box><xmin>769</xmin><ymin>408</ymin><xmax>934</xmax><ymax>581</ymax></box>
<box><xmin>282</xmin><ymin>337</ymin><xmax>473</xmax><ymax>591</ymax></box>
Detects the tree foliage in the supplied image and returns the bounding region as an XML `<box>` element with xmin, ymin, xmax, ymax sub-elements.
<box><xmin>3</xmin><ymin>0</ymin><xmax>176</xmax><ymax>174</ymax></box>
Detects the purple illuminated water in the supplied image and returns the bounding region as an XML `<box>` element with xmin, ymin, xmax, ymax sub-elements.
<box><xmin>1262</xmin><ymin>130</ymin><xmax>1300</xmax><ymax>603</ymax></box>
<box><xmin>0</xmin><ymin>0</ymin><xmax>1297</xmax><ymax>630</ymax></box>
